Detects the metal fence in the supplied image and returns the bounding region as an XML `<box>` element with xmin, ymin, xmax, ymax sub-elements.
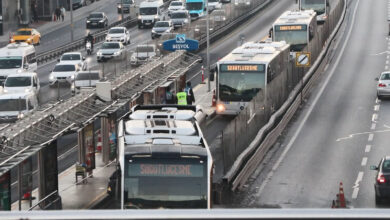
<box><xmin>220</xmin><ymin>0</ymin><xmax>346</xmax><ymax>178</ymax></box>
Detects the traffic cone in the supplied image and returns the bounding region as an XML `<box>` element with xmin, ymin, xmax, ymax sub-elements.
<box><xmin>339</xmin><ymin>182</ymin><xmax>346</xmax><ymax>208</ymax></box>
<box><xmin>96</xmin><ymin>130</ymin><xmax>102</xmax><ymax>152</ymax></box>
<box><xmin>22</xmin><ymin>192</ymin><xmax>30</xmax><ymax>200</ymax></box>
<box><xmin>212</xmin><ymin>90</ymin><xmax>216</xmax><ymax>107</ymax></box>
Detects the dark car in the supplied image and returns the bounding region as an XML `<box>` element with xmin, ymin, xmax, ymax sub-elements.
<box><xmin>86</xmin><ymin>12</ymin><xmax>108</xmax><ymax>29</ymax></box>
<box><xmin>371</xmin><ymin>157</ymin><xmax>390</xmax><ymax>204</ymax></box>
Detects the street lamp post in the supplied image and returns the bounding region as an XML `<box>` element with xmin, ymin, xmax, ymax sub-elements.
<box><xmin>121</xmin><ymin>0</ymin><xmax>124</xmax><ymax>21</ymax></box>
<box><xmin>206</xmin><ymin>0</ymin><xmax>211</xmax><ymax>92</ymax></box>
<box><xmin>70</xmin><ymin>0</ymin><xmax>74</xmax><ymax>42</ymax></box>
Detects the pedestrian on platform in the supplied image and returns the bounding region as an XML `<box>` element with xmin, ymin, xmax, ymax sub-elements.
<box><xmin>60</xmin><ymin>6</ymin><xmax>66</xmax><ymax>21</ymax></box>
<box><xmin>176</xmin><ymin>89</ymin><xmax>187</xmax><ymax>105</ymax></box>
<box><xmin>185</xmin><ymin>81</ymin><xmax>195</xmax><ymax>105</ymax></box>
<box><xmin>55</xmin><ymin>7</ymin><xmax>61</xmax><ymax>22</ymax></box>
<box><xmin>166</xmin><ymin>87</ymin><xmax>174</xmax><ymax>104</ymax></box>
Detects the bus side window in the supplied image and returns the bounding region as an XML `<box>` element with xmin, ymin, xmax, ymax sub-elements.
<box><xmin>27</xmin><ymin>52</ymin><xmax>36</xmax><ymax>64</ymax></box>
<box><xmin>267</xmin><ymin>67</ymin><xmax>272</xmax><ymax>83</ymax></box>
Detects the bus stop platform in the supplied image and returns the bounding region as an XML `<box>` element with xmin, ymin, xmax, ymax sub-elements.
<box><xmin>10</xmin><ymin>78</ymin><xmax>217</xmax><ymax>211</ymax></box>
<box><xmin>11</xmin><ymin>153</ymin><xmax>116</xmax><ymax>210</ymax></box>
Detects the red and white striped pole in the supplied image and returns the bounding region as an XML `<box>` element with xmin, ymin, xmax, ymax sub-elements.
<box><xmin>201</xmin><ymin>65</ymin><xmax>205</xmax><ymax>84</ymax></box>
<box><xmin>96</xmin><ymin>130</ymin><xmax>102</xmax><ymax>152</ymax></box>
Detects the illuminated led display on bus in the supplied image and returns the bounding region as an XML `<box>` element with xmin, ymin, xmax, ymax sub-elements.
<box><xmin>275</xmin><ymin>25</ymin><xmax>307</xmax><ymax>31</ymax></box>
<box><xmin>220</xmin><ymin>64</ymin><xmax>265</xmax><ymax>72</ymax></box>
<box><xmin>128</xmin><ymin>163</ymin><xmax>204</xmax><ymax>177</ymax></box>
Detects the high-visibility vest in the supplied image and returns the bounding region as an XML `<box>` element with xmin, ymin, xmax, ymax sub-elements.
<box><xmin>177</xmin><ymin>92</ymin><xmax>187</xmax><ymax>105</ymax></box>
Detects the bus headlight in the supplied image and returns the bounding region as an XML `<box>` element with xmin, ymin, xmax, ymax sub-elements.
<box><xmin>216</xmin><ymin>103</ymin><xmax>225</xmax><ymax>113</ymax></box>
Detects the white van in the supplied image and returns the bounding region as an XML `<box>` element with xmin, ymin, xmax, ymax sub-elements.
<box><xmin>0</xmin><ymin>43</ymin><xmax>37</xmax><ymax>84</ymax></box>
<box><xmin>138</xmin><ymin>0</ymin><xmax>165</xmax><ymax>28</ymax></box>
<box><xmin>0</xmin><ymin>92</ymin><xmax>38</xmax><ymax>122</ymax></box>
<box><xmin>3</xmin><ymin>72</ymin><xmax>40</xmax><ymax>97</ymax></box>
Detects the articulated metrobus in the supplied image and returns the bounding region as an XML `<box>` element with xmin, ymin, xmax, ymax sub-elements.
<box><xmin>271</xmin><ymin>10</ymin><xmax>317</xmax><ymax>53</ymax></box>
<box><xmin>299</xmin><ymin>0</ymin><xmax>329</xmax><ymax>23</ymax></box>
<box><xmin>215</xmin><ymin>41</ymin><xmax>290</xmax><ymax>115</ymax></box>
<box><xmin>117</xmin><ymin>105</ymin><xmax>213</xmax><ymax>209</ymax></box>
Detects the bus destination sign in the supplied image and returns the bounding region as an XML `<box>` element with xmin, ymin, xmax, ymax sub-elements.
<box><xmin>276</xmin><ymin>25</ymin><xmax>307</xmax><ymax>31</ymax></box>
<box><xmin>129</xmin><ymin>163</ymin><xmax>204</xmax><ymax>177</ymax></box>
<box><xmin>220</xmin><ymin>64</ymin><xmax>264</xmax><ymax>72</ymax></box>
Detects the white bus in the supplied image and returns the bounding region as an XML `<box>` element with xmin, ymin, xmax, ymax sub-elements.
<box><xmin>115</xmin><ymin>105</ymin><xmax>214</xmax><ymax>209</ymax></box>
<box><xmin>0</xmin><ymin>43</ymin><xmax>37</xmax><ymax>84</ymax></box>
<box><xmin>271</xmin><ymin>10</ymin><xmax>317</xmax><ymax>53</ymax></box>
<box><xmin>299</xmin><ymin>0</ymin><xmax>329</xmax><ymax>23</ymax></box>
<box><xmin>215</xmin><ymin>41</ymin><xmax>290</xmax><ymax>115</ymax></box>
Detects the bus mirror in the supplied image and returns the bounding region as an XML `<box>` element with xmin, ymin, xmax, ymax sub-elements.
<box><xmin>268</xmin><ymin>28</ymin><xmax>273</xmax><ymax>38</ymax></box>
<box><xmin>209</xmin><ymin>70</ymin><xmax>214</xmax><ymax>81</ymax></box>
<box><xmin>23</xmin><ymin>64</ymin><xmax>29</xmax><ymax>70</ymax></box>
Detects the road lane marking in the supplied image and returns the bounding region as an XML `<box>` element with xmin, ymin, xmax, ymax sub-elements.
<box><xmin>371</xmin><ymin>123</ymin><xmax>376</xmax><ymax>130</ymax></box>
<box><xmin>352</xmin><ymin>171</ymin><xmax>364</xmax><ymax>199</ymax></box>
<box><xmin>361</xmin><ymin>157</ymin><xmax>367</xmax><ymax>166</ymax></box>
<box><xmin>336</xmin><ymin>129</ymin><xmax>390</xmax><ymax>142</ymax></box>
<box><xmin>368</xmin><ymin>133</ymin><xmax>374</xmax><ymax>142</ymax></box>
<box><xmin>365</xmin><ymin>145</ymin><xmax>371</xmax><ymax>152</ymax></box>
<box><xmin>374</xmin><ymin>105</ymin><xmax>380</xmax><ymax>111</ymax></box>
<box><xmin>253</xmin><ymin>0</ymin><xmax>360</xmax><ymax>199</ymax></box>
<box><xmin>372</xmin><ymin>113</ymin><xmax>378</xmax><ymax>122</ymax></box>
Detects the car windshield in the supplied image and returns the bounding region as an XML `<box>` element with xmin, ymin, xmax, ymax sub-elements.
<box><xmin>209</xmin><ymin>0</ymin><xmax>219</xmax><ymax>2</ymax></box>
<box><xmin>0</xmin><ymin>99</ymin><xmax>27</xmax><ymax>111</ymax></box>
<box><xmin>140</xmin><ymin>7</ymin><xmax>157</xmax><ymax>15</ymax></box>
<box><xmin>109</xmin><ymin>28</ymin><xmax>125</xmax><ymax>34</ymax></box>
<box><xmin>213</xmin><ymin>10</ymin><xmax>225</xmax><ymax>16</ymax></box>
<box><xmin>16</xmin><ymin>30</ymin><xmax>31</xmax><ymax>35</ymax></box>
<box><xmin>0</xmin><ymin>57</ymin><xmax>22</xmax><ymax>69</ymax></box>
<box><xmin>154</xmin><ymin>22</ymin><xmax>169</xmax><ymax>27</ymax></box>
<box><xmin>53</xmin><ymin>65</ymin><xmax>75</xmax><ymax>72</ymax></box>
<box><xmin>186</xmin><ymin>2</ymin><xmax>203</xmax><ymax>10</ymax></box>
<box><xmin>137</xmin><ymin>46</ymin><xmax>154</xmax><ymax>53</ymax></box>
<box><xmin>383</xmin><ymin>160</ymin><xmax>390</xmax><ymax>172</ymax></box>
<box><xmin>381</xmin><ymin>73</ymin><xmax>390</xmax><ymax>80</ymax></box>
<box><xmin>171</xmin><ymin>12</ymin><xmax>187</xmax><ymax>18</ymax></box>
<box><xmin>102</xmin><ymin>43</ymin><xmax>120</xmax><ymax>49</ymax></box>
<box><xmin>171</xmin><ymin>1</ymin><xmax>183</xmax><ymax>6</ymax></box>
<box><xmin>89</xmin><ymin>13</ymin><xmax>103</xmax><ymax>18</ymax></box>
<box><xmin>61</xmin><ymin>54</ymin><xmax>81</xmax><ymax>61</ymax></box>
<box><xmin>4</xmin><ymin>77</ymin><xmax>31</xmax><ymax>87</ymax></box>
<box><xmin>76</xmin><ymin>73</ymin><xmax>100</xmax><ymax>80</ymax></box>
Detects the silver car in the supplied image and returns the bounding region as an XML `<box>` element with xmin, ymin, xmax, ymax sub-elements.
<box><xmin>151</xmin><ymin>21</ymin><xmax>173</xmax><ymax>39</ymax></box>
<box><xmin>96</xmin><ymin>42</ymin><xmax>125</xmax><ymax>62</ymax></box>
<box><xmin>376</xmin><ymin>72</ymin><xmax>390</xmax><ymax>99</ymax></box>
<box><xmin>170</xmin><ymin>10</ymin><xmax>191</xmax><ymax>29</ymax></box>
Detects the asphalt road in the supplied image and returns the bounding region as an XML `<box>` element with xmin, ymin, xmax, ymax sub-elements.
<box><xmin>227</xmin><ymin>0</ymin><xmax>390</xmax><ymax>209</ymax></box>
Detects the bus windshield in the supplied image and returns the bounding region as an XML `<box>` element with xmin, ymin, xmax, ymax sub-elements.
<box><xmin>274</xmin><ymin>25</ymin><xmax>308</xmax><ymax>51</ymax></box>
<box><xmin>0</xmin><ymin>99</ymin><xmax>27</xmax><ymax>111</ymax></box>
<box><xmin>0</xmin><ymin>57</ymin><xmax>22</xmax><ymax>69</ymax></box>
<box><xmin>219</xmin><ymin>64</ymin><xmax>265</xmax><ymax>102</ymax></box>
<box><xmin>301</xmin><ymin>0</ymin><xmax>326</xmax><ymax>14</ymax></box>
<box><xmin>124</xmin><ymin>157</ymin><xmax>207</xmax><ymax>209</ymax></box>
<box><xmin>186</xmin><ymin>2</ymin><xmax>203</xmax><ymax>11</ymax></box>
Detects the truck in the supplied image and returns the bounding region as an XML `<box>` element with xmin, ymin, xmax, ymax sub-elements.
<box><xmin>186</xmin><ymin>0</ymin><xmax>206</xmax><ymax>20</ymax></box>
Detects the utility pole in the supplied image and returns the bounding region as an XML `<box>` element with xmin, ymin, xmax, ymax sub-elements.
<box><xmin>206</xmin><ymin>0</ymin><xmax>210</xmax><ymax>92</ymax></box>
<box><xmin>121</xmin><ymin>0</ymin><xmax>124</xmax><ymax>21</ymax></box>
<box><xmin>70</xmin><ymin>0</ymin><xmax>74</xmax><ymax>42</ymax></box>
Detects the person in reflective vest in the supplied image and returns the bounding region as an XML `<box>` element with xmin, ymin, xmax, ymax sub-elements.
<box><xmin>176</xmin><ymin>90</ymin><xmax>187</xmax><ymax>105</ymax></box>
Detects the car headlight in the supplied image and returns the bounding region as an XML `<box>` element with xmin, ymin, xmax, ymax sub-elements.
<box><xmin>106</xmin><ymin>36</ymin><xmax>111</xmax><ymax>41</ymax></box>
<box><xmin>17</xmin><ymin>113</ymin><xmax>24</xmax><ymax>119</ymax></box>
<box><xmin>138</xmin><ymin>15</ymin><xmax>142</xmax><ymax>20</ymax></box>
<box><xmin>184</xmin><ymin>19</ymin><xmax>188</xmax><ymax>23</ymax></box>
<box><xmin>99</xmin><ymin>20</ymin><xmax>104</xmax><ymax>23</ymax></box>
<box><xmin>131</xmin><ymin>56</ymin><xmax>136</xmax><ymax>61</ymax></box>
<box><xmin>152</xmin><ymin>29</ymin><xmax>156</xmax><ymax>33</ymax></box>
<box><xmin>114</xmin><ymin>51</ymin><xmax>121</xmax><ymax>56</ymax></box>
<box><xmin>195</xmin><ymin>28</ymin><xmax>200</xmax><ymax>32</ymax></box>
<box><xmin>87</xmin><ymin>20</ymin><xmax>91</xmax><ymax>23</ymax></box>
<box><xmin>216</xmin><ymin>104</ymin><xmax>225</xmax><ymax>113</ymax></box>
<box><xmin>165</xmin><ymin>29</ymin><xmax>171</xmax><ymax>33</ymax></box>
<box><xmin>97</xmin><ymin>52</ymin><xmax>102</xmax><ymax>56</ymax></box>
<box><xmin>118</xmin><ymin>5</ymin><xmax>122</xmax><ymax>8</ymax></box>
<box><xmin>71</xmin><ymin>75</ymin><xmax>75</xmax><ymax>81</ymax></box>
<box><xmin>49</xmin><ymin>74</ymin><xmax>54</xmax><ymax>81</ymax></box>
<box><xmin>25</xmin><ymin>88</ymin><xmax>31</xmax><ymax>93</ymax></box>
<box><xmin>71</xmin><ymin>83</ymin><xmax>75</xmax><ymax>91</ymax></box>
<box><xmin>154</xmin><ymin>15</ymin><xmax>159</xmax><ymax>19</ymax></box>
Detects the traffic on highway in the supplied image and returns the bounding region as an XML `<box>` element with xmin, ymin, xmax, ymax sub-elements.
<box><xmin>1</xmin><ymin>0</ymin><xmax>389</xmax><ymax>218</ymax></box>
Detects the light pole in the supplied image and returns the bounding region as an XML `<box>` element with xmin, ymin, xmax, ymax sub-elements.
<box><xmin>206</xmin><ymin>0</ymin><xmax>210</xmax><ymax>92</ymax></box>
<box><xmin>70</xmin><ymin>0</ymin><xmax>74</xmax><ymax>42</ymax></box>
<box><xmin>121</xmin><ymin>0</ymin><xmax>124</xmax><ymax>21</ymax></box>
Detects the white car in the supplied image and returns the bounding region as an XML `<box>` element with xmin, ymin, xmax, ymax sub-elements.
<box><xmin>97</xmin><ymin>42</ymin><xmax>125</xmax><ymax>62</ymax></box>
<box><xmin>168</xmin><ymin>1</ymin><xmax>186</xmax><ymax>15</ymax></box>
<box><xmin>376</xmin><ymin>72</ymin><xmax>390</xmax><ymax>99</ymax></box>
<box><xmin>131</xmin><ymin>45</ymin><xmax>159</xmax><ymax>66</ymax></box>
<box><xmin>0</xmin><ymin>92</ymin><xmax>38</xmax><ymax>122</ymax></box>
<box><xmin>49</xmin><ymin>63</ymin><xmax>81</xmax><ymax>86</ymax></box>
<box><xmin>58</xmin><ymin>52</ymin><xmax>87</xmax><ymax>71</ymax></box>
<box><xmin>3</xmin><ymin>72</ymin><xmax>40</xmax><ymax>97</ymax></box>
<box><xmin>106</xmin><ymin>27</ymin><xmax>131</xmax><ymax>45</ymax></box>
<box><xmin>208</xmin><ymin>0</ymin><xmax>222</xmax><ymax>11</ymax></box>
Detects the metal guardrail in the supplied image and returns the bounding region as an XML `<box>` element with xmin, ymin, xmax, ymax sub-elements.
<box><xmin>223</xmin><ymin>0</ymin><xmax>347</xmax><ymax>191</ymax></box>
